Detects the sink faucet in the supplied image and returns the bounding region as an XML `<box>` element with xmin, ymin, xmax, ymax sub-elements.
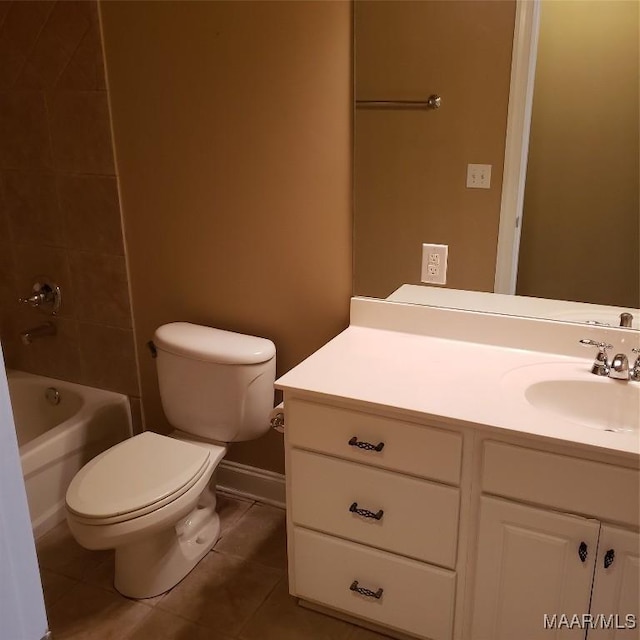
<box><xmin>20</xmin><ymin>321</ymin><xmax>56</xmax><ymax>345</ymax></box>
<box><xmin>609</xmin><ymin>353</ymin><xmax>629</xmax><ymax>380</ymax></box>
<box><xmin>580</xmin><ymin>340</ymin><xmax>640</xmax><ymax>382</ymax></box>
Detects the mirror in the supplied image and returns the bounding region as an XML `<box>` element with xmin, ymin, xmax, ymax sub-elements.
<box><xmin>353</xmin><ymin>0</ymin><xmax>639</xmax><ymax>327</ymax></box>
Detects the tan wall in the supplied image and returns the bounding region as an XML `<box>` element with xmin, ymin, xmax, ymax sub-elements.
<box><xmin>354</xmin><ymin>1</ymin><xmax>516</xmax><ymax>298</ymax></box>
<box><xmin>100</xmin><ymin>0</ymin><xmax>352</xmax><ymax>474</ymax></box>
<box><xmin>517</xmin><ymin>0</ymin><xmax>639</xmax><ymax>307</ymax></box>
<box><xmin>0</xmin><ymin>1</ymin><xmax>138</xmax><ymax>401</ymax></box>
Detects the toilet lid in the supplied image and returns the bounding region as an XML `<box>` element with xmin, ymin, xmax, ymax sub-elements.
<box><xmin>66</xmin><ymin>432</ymin><xmax>211</xmax><ymax>520</ymax></box>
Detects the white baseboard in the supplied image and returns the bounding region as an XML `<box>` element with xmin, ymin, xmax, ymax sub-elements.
<box><xmin>216</xmin><ymin>460</ymin><xmax>286</xmax><ymax>509</ymax></box>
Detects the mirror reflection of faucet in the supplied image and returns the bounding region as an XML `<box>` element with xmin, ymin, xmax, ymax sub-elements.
<box><xmin>20</xmin><ymin>321</ymin><xmax>56</xmax><ymax>345</ymax></box>
<box><xmin>579</xmin><ymin>340</ymin><xmax>640</xmax><ymax>382</ymax></box>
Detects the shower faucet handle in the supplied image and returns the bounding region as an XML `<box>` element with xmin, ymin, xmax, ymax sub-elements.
<box><xmin>19</xmin><ymin>279</ymin><xmax>61</xmax><ymax>315</ymax></box>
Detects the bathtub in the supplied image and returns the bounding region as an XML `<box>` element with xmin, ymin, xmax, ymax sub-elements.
<box><xmin>7</xmin><ymin>370</ymin><xmax>132</xmax><ymax>538</ymax></box>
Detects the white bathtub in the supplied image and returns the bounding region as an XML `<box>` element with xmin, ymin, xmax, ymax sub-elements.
<box><xmin>8</xmin><ymin>370</ymin><xmax>132</xmax><ymax>538</ymax></box>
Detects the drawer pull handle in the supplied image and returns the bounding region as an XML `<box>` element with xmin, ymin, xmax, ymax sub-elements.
<box><xmin>604</xmin><ymin>549</ymin><xmax>615</xmax><ymax>569</ymax></box>
<box><xmin>578</xmin><ymin>541</ymin><xmax>588</xmax><ymax>562</ymax></box>
<box><xmin>349</xmin><ymin>502</ymin><xmax>384</xmax><ymax>521</ymax></box>
<box><xmin>350</xmin><ymin>580</ymin><xmax>383</xmax><ymax>600</ymax></box>
<box><xmin>348</xmin><ymin>436</ymin><xmax>384</xmax><ymax>452</ymax></box>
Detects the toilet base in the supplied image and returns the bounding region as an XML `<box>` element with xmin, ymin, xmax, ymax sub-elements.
<box><xmin>114</xmin><ymin>486</ymin><xmax>220</xmax><ymax>599</ymax></box>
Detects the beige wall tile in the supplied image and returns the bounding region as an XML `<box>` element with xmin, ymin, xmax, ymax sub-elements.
<box><xmin>0</xmin><ymin>2</ymin><xmax>55</xmax><ymax>52</ymax></box>
<box><xmin>0</xmin><ymin>308</ymin><xmax>35</xmax><ymax>371</ymax></box>
<box><xmin>0</xmin><ymin>2</ymin><xmax>12</xmax><ymax>30</ymax></box>
<box><xmin>58</xmin><ymin>175</ymin><xmax>124</xmax><ymax>254</ymax></box>
<box><xmin>128</xmin><ymin>394</ymin><xmax>143</xmax><ymax>434</ymax></box>
<box><xmin>3</xmin><ymin>170</ymin><xmax>66</xmax><ymax>247</ymax></box>
<box><xmin>24</xmin><ymin>315</ymin><xmax>82</xmax><ymax>381</ymax></box>
<box><xmin>13</xmin><ymin>243</ymin><xmax>75</xmax><ymax>317</ymax></box>
<box><xmin>0</xmin><ymin>90</ymin><xmax>53</xmax><ymax>169</ymax></box>
<box><xmin>78</xmin><ymin>322</ymin><xmax>138</xmax><ymax>395</ymax></box>
<box><xmin>0</xmin><ymin>1</ymin><xmax>55</xmax><ymax>88</ymax></box>
<box><xmin>16</xmin><ymin>1</ymin><xmax>93</xmax><ymax>89</ymax></box>
<box><xmin>0</xmin><ymin>0</ymin><xmax>136</xmax><ymax>397</ymax></box>
<box><xmin>56</xmin><ymin>21</ymin><xmax>106</xmax><ymax>91</ymax></box>
<box><xmin>69</xmin><ymin>251</ymin><xmax>130</xmax><ymax>327</ymax></box>
<box><xmin>47</xmin><ymin>90</ymin><xmax>115</xmax><ymax>175</ymax></box>
<box><xmin>0</xmin><ymin>240</ymin><xmax>16</xmax><ymax>309</ymax></box>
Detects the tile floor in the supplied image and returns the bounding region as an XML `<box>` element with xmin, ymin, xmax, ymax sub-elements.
<box><xmin>36</xmin><ymin>495</ymin><xmax>389</xmax><ymax>640</ymax></box>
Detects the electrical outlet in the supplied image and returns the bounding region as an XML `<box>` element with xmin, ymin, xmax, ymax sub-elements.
<box><xmin>466</xmin><ymin>163</ymin><xmax>492</xmax><ymax>189</ymax></box>
<box><xmin>421</xmin><ymin>243</ymin><xmax>448</xmax><ymax>285</ymax></box>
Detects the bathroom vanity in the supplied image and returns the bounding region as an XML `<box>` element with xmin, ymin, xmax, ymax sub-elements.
<box><xmin>276</xmin><ymin>297</ymin><xmax>640</xmax><ymax>640</ymax></box>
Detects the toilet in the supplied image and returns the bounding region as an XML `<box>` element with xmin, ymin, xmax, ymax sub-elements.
<box><xmin>65</xmin><ymin>322</ymin><xmax>276</xmax><ymax>599</ymax></box>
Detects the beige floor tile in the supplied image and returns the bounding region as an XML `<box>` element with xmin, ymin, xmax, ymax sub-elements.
<box><xmin>215</xmin><ymin>503</ymin><xmax>287</xmax><ymax>570</ymax></box>
<box><xmin>157</xmin><ymin>550</ymin><xmax>281</xmax><ymax>636</ymax></box>
<box><xmin>239</xmin><ymin>578</ymin><xmax>354</xmax><ymax>640</ymax></box>
<box><xmin>40</xmin><ymin>568</ymin><xmax>77</xmax><ymax>609</ymax></box>
<box><xmin>217</xmin><ymin>493</ymin><xmax>254</xmax><ymax>538</ymax></box>
<box><xmin>125</xmin><ymin>608</ymin><xmax>234</xmax><ymax>640</ymax></box>
<box><xmin>36</xmin><ymin>521</ymin><xmax>111</xmax><ymax>581</ymax></box>
<box><xmin>47</xmin><ymin>582</ymin><xmax>153</xmax><ymax>640</ymax></box>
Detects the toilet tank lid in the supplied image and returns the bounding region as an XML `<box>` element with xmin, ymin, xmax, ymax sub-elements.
<box><xmin>154</xmin><ymin>322</ymin><xmax>276</xmax><ymax>365</ymax></box>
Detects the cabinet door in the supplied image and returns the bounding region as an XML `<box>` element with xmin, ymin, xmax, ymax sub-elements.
<box><xmin>471</xmin><ymin>496</ymin><xmax>600</xmax><ymax>640</ymax></box>
<box><xmin>589</xmin><ymin>525</ymin><xmax>640</xmax><ymax>639</ymax></box>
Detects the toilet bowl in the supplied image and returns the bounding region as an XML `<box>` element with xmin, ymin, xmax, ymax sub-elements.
<box><xmin>66</xmin><ymin>431</ymin><xmax>226</xmax><ymax>598</ymax></box>
<box><xmin>65</xmin><ymin>323</ymin><xmax>276</xmax><ymax>599</ymax></box>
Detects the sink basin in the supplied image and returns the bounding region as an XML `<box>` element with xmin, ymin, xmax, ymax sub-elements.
<box><xmin>502</xmin><ymin>362</ymin><xmax>639</xmax><ymax>433</ymax></box>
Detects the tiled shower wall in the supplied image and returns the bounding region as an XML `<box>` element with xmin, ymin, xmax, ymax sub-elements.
<box><xmin>0</xmin><ymin>1</ymin><xmax>139</xmax><ymax>400</ymax></box>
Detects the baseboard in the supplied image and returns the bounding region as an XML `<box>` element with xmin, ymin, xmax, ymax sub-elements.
<box><xmin>216</xmin><ymin>460</ymin><xmax>286</xmax><ymax>509</ymax></box>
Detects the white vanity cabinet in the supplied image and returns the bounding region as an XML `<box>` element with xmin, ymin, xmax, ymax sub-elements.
<box><xmin>471</xmin><ymin>442</ymin><xmax>640</xmax><ymax>640</ymax></box>
<box><xmin>284</xmin><ymin>397</ymin><xmax>464</xmax><ymax>640</ymax></box>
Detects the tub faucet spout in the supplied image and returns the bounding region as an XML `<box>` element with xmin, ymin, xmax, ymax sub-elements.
<box><xmin>20</xmin><ymin>322</ymin><xmax>56</xmax><ymax>345</ymax></box>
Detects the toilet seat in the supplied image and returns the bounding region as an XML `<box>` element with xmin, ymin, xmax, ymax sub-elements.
<box><xmin>66</xmin><ymin>432</ymin><xmax>214</xmax><ymax>525</ymax></box>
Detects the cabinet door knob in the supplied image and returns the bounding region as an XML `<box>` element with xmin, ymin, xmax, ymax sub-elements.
<box><xmin>604</xmin><ymin>549</ymin><xmax>615</xmax><ymax>569</ymax></box>
<box><xmin>349</xmin><ymin>502</ymin><xmax>384</xmax><ymax>521</ymax></box>
<box><xmin>348</xmin><ymin>436</ymin><xmax>384</xmax><ymax>452</ymax></box>
<box><xmin>350</xmin><ymin>580</ymin><xmax>383</xmax><ymax>599</ymax></box>
<box><xmin>578</xmin><ymin>541</ymin><xmax>588</xmax><ymax>562</ymax></box>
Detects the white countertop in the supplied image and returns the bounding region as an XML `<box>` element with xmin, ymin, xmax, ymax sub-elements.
<box><xmin>276</xmin><ymin>324</ymin><xmax>640</xmax><ymax>460</ymax></box>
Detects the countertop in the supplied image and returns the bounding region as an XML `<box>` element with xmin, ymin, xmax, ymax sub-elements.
<box><xmin>276</xmin><ymin>324</ymin><xmax>640</xmax><ymax>460</ymax></box>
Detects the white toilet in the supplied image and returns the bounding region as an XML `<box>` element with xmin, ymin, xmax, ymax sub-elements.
<box><xmin>65</xmin><ymin>322</ymin><xmax>276</xmax><ymax>599</ymax></box>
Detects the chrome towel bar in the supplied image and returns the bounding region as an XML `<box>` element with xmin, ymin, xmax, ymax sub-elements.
<box><xmin>356</xmin><ymin>94</ymin><xmax>441</xmax><ymax>110</ymax></box>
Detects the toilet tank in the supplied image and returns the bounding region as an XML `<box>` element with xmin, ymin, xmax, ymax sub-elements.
<box><xmin>153</xmin><ymin>323</ymin><xmax>276</xmax><ymax>443</ymax></box>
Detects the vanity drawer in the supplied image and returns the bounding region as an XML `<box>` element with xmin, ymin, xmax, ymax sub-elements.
<box><xmin>482</xmin><ymin>442</ymin><xmax>640</xmax><ymax>527</ymax></box>
<box><xmin>287</xmin><ymin>399</ymin><xmax>462</xmax><ymax>485</ymax></box>
<box><xmin>290</xmin><ymin>449</ymin><xmax>459</xmax><ymax>568</ymax></box>
<box><xmin>293</xmin><ymin>527</ymin><xmax>455</xmax><ymax>640</ymax></box>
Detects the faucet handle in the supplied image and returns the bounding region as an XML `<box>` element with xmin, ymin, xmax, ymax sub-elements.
<box><xmin>579</xmin><ymin>339</ymin><xmax>613</xmax><ymax>376</ymax></box>
<box><xmin>579</xmin><ymin>339</ymin><xmax>613</xmax><ymax>351</ymax></box>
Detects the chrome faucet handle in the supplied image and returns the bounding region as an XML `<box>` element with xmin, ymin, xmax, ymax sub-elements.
<box><xmin>18</xmin><ymin>279</ymin><xmax>61</xmax><ymax>315</ymax></box>
<box><xmin>630</xmin><ymin>348</ymin><xmax>640</xmax><ymax>382</ymax></box>
<box><xmin>579</xmin><ymin>339</ymin><xmax>613</xmax><ymax>376</ymax></box>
